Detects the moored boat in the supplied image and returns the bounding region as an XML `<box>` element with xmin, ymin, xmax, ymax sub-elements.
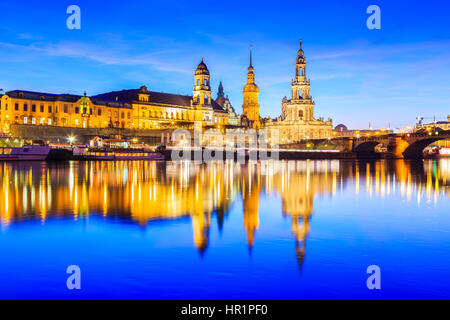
<box><xmin>438</xmin><ymin>147</ymin><xmax>450</xmax><ymax>157</ymax></box>
<box><xmin>83</xmin><ymin>135</ymin><xmax>165</xmax><ymax>161</ymax></box>
<box><xmin>0</xmin><ymin>134</ymin><xmax>51</xmax><ymax>161</ymax></box>
<box><xmin>0</xmin><ymin>145</ymin><xmax>51</xmax><ymax>161</ymax></box>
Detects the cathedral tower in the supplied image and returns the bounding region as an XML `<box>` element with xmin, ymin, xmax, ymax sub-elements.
<box><xmin>284</xmin><ymin>40</ymin><xmax>314</xmax><ymax>122</ymax></box>
<box><xmin>266</xmin><ymin>40</ymin><xmax>332</xmax><ymax>143</ymax></box>
<box><xmin>242</xmin><ymin>48</ymin><xmax>261</xmax><ymax>129</ymax></box>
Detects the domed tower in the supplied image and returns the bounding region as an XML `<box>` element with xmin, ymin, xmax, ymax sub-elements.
<box><xmin>242</xmin><ymin>47</ymin><xmax>261</xmax><ymax>129</ymax></box>
<box><xmin>193</xmin><ymin>58</ymin><xmax>212</xmax><ymax>108</ymax></box>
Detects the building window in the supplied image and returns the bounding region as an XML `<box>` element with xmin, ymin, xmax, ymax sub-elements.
<box><xmin>127</xmin><ymin>112</ymin><xmax>131</xmax><ymax>119</ymax></box>
<box><xmin>31</xmin><ymin>117</ymin><xmax>36</xmax><ymax>124</ymax></box>
<box><xmin>64</xmin><ymin>105</ymin><xmax>68</xmax><ymax>113</ymax></box>
<box><xmin>40</xmin><ymin>105</ymin><xmax>44</xmax><ymax>112</ymax></box>
<box><xmin>75</xmin><ymin>107</ymin><xmax>79</xmax><ymax>114</ymax></box>
<box><xmin>204</xmin><ymin>79</ymin><xmax>208</xmax><ymax>86</ymax></box>
<box><xmin>98</xmin><ymin>109</ymin><xmax>102</xmax><ymax>116</ymax></box>
<box><xmin>48</xmin><ymin>118</ymin><xmax>52</xmax><ymax>126</ymax></box>
<box><xmin>40</xmin><ymin>118</ymin><xmax>45</xmax><ymax>125</ymax></box>
<box><xmin>23</xmin><ymin>104</ymin><xmax>28</xmax><ymax>112</ymax></box>
<box><xmin>299</xmin><ymin>110</ymin><xmax>304</xmax><ymax>118</ymax></box>
<box><xmin>121</xmin><ymin>112</ymin><xmax>125</xmax><ymax>119</ymax></box>
<box><xmin>75</xmin><ymin>119</ymin><xmax>79</xmax><ymax>126</ymax></box>
<box><xmin>197</xmin><ymin>79</ymin><xmax>200</xmax><ymax>86</ymax></box>
<box><xmin>15</xmin><ymin>103</ymin><xmax>19</xmax><ymax>111</ymax></box>
<box><xmin>32</xmin><ymin>105</ymin><xmax>36</xmax><ymax>112</ymax></box>
<box><xmin>23</xmin><ymin>117</ymin><xmax>28</xmax><ymax>124</ymax></box>
<box><xmin>48</xmin><ymin>106</ymin><xmax>52</xmax><ymax>113</ymax></box>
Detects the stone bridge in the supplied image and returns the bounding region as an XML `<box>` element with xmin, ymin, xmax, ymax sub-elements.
<box><xmin>321</xmin><ymin>129</ymin><xmax>450</xmax><ymax>159</ymax></box>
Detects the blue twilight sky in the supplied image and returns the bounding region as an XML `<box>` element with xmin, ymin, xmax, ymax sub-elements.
<box><xmin>0</xmin><ymin>0</ymin><xmax>449</xmax><ymax>129</ymax></box>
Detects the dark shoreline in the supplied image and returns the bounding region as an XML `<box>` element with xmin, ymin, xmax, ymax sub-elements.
<box><xmin>44</xmin><ymin>148</ymin><xmax>432</xmax><ymax>161</ymax></box>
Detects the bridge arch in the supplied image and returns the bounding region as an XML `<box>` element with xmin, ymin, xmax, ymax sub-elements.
<box><xmin>402</xmin><ymin>138</ymin><xmax>444</xmax><ymax>159</ymax></box>
<box><xmin>353</xmin><ymin>141</ymin><xmax>383</xmax><ymax>157</ymax></box>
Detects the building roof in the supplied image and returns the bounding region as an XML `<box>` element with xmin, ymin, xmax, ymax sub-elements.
<box><xmin>93</xmin><ymin>88</ymin><xmax>227</xmax><ymax>113</ymax></box>
<box><xmin>5</xmin><ymin>87</ymin><xmax>228</xmax><ymax>113</ymax></box>
<box><xmin>5</xmin><ymin>90</ymin><xmax>137</xmax><ymax>110</ymax></box>
<box><xmin>195</xmin><ymin>58</ymin><xmax>209</xmax><ymax>75</ymax></box>
<box><xmin>216</xmin><ymin>95</ymin><xmax>226</xmax><ymax>107</ymax></box>
<box><xmin>334</xmin><ymin>124</ymin><xmax>348</xmax><ymax>131</ymax></box>
<box><xmin>6</xmin><ymin>90</ymin><xmax>81</xmax><ymax>102</ymax></box>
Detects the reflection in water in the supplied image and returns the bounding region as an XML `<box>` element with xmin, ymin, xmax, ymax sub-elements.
<box><xmin>1</xmin><ymin>159</ymin><xmax>449</xmax><ymax>267</ymax></box>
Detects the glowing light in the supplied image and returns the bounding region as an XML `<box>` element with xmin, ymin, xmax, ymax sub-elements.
<box><xmin>67</xmin><ymin>135</ymin><xmax>76</xmax><ymax>144</ymax></box>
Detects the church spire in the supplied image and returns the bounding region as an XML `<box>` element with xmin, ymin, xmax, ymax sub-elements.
<box><xmin>217</xmin><ymin>81</ymin><xmax>224</xmax><ymax>98</ymax></box>
<box><xmin>242</xmin><ymin>45</ymin><xmax>260</xmax><ymax>129</ymax></box>
<box><xmin>248</xmin><ymin>45</ymin><xmax>254</xmax><ymax>74</ymax></box>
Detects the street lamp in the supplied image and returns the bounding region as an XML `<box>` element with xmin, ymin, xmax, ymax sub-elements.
<box><xmin>68</xmin><ymin>135</ymin><xmax>76</xmax><ymax>146</ymax></box>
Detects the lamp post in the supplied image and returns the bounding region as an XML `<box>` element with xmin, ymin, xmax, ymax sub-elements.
<box><xmin>68</xmin><ymin>135</ymin><xmax>76</xmax><ymax>151</ymax></box>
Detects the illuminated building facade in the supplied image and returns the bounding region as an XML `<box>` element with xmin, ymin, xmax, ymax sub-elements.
<box><xmin>267</xmin><ymin>41</ymin><xmax>333</xmax><ymax>143</ymax></box>
<box><xmin>0</xmin><ymin>59</ymin><xmax>230</xmax><ymax>133</ymax></box>
<box><xmin>0</xmin><ymin>91</ymin><xmax>133</xmax><ymax>131</ymax></box>
<box><xmin>421</xmin><ymin>116</ymin><xmax>450</xmax><ymax>131</ymax></box>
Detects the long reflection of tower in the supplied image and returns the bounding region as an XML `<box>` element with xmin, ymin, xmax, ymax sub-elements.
<box><xmin>192</xmin><ymin>211</ymin><xmax>211</xmax><ymax>255</ymax></box>
<box><xmin>271</xmin><ymin>161</ymin><xmax>334</xmax><ymax>269</ymax></box>
<box><xmin>242</xmin><ymin>162</ymin><xmax>260</xmax><ymax>251</ymax></box>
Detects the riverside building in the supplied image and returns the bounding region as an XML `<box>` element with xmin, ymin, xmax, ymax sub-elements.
<box><xmin>0</xmin><ymin>59</ymin><xmax>230</xmax><ymax>133</ymax></box>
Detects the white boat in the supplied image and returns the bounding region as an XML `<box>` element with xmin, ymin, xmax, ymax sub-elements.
<box><xmin>438</xmin><ymin>147</ymin><xmax>450</xmax><ymax>157</ymax></box>
<box><xmin>0</xmin><ymin>146</ymin><xmax>51</xmax><ymax>161</ymax></box>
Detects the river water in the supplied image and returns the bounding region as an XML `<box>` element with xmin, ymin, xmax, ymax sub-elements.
<box><xmin>0</xmin><ymin>159</ymin><xmax>449</xmax><ymax>299</ymax></box>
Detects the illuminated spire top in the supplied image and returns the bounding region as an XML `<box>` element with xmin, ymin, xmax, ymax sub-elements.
<box><xmin>298</xmin><ymin>40</ymin><xmax>304</xmax><ymax>58</ymax></box>
<box><xmin>248</xmin><ymin>45</ymin><xmax>254</xmax><ymax>73</ymax></box>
